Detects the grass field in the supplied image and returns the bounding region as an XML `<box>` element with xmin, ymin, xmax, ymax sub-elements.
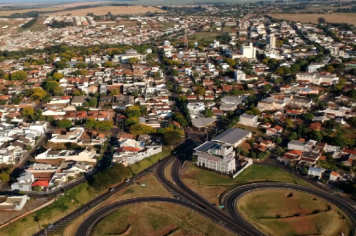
<box><xmin>237</xmin><ymin>189</ymin><xmax>352</xmax><ymax>236</ymax></box>
<box><xmin>0</xmin><ymin>182</ymin><xmax>98</xmax><ymax>236</ymax></box>
<box><xmin>52</xmin><ymin>1</ymin><xmax>112</xmax><ymax>8</ymax></box>
<box><xmin>51</xmin><ymin>173</ymin><xmax>172</xmax><ymax>236</ymax></box>
<box><xmin>48</xmin><ymin>6</ymin><xmax>165</xmax><ymax>16</ymax></box>
<box><xmin>269</xmin><ymin>13</ymin><xmax>356</xmax><ymax>25</ymax></box>
<box><xmin>182</xmin><ymin>164</ymin><xmax>310</xmax><ymax>205</ymax></box>
<box><xmin>0</xmin><ymin>7</ymin><xmax>65</xmax><ymax>16</ymax></box>
<box><xmin>91</xmin><ymin>202</ymin><xmax>235</xmax><ymax>236</ymax></box>
<box><xmin>189</xmin><ymin>32</ymin><xmax>222</xmax><ymax>42</ymax></box>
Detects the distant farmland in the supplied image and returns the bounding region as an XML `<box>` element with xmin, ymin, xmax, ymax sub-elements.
<box><xmin>47</xmin><ymin>6</ymin><xmax>166</xmax><ymax>16</ymax></box>
<box><xmin>269</xmin><ymin>13</ymin><xmax>356</xmax><ymax>25</ymax></box>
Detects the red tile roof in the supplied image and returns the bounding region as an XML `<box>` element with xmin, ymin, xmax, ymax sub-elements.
<box><xmin>32</xmin><ymin>180</ymin><xmax>49</xmax><ymax>187</ymax></box>
<box><xmin>123</xmin><ymin>147</ymin><xmax>140</xmax><ymax>152</ymax></box>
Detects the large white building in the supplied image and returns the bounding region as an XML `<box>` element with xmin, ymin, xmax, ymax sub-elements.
<box><xmin>112</xmin><ymin>49</ymin><xmax>146</xmax><ymax>63</ymax></box>
<box><xmin>266</xmin><ymin>34</ymin><xmax>276</xmax><ymax>49</ymax></box>
<box><xmin>234</xmin><ymin>70</ymin><xmax>246</xmax><ymax>82</ymax></box>
<box><xmin>241</xmin><ymin>43</ymin><xmax>256</xmax><ymax>59</ymax></box>
<box><xmin>194</xmin><ymin>141</ymin><xmax>236</xmax><ymax>174</ymax></box>
<box><xmin>239</xmin><ymin>113</ymin><xmax>259</xmax><ymax>127</ymax></box>
<box><xmin>296</xmin><ymin>73</ymin><xmax>339</xmax><ymax>85</ymax></box>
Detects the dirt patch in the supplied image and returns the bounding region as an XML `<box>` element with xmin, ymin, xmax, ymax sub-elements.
<box><xmin>47</xmin><ymin>6</ymin><xmax>166</xmax><ymax>16</ymax></box>
<box><xmin>269</xmin><ymin>13</ymin><xmax>356</xmax><ymax>26</ymax></box>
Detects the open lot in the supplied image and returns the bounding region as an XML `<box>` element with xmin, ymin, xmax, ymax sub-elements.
<box><xmin>269</xmin><ymin>13</ymin><xmax>356</xmax><ymax>25</ymax></box>
<box><xmin>52</xmin><ymin>1</ymin><xmax>112</xmax><ymax>8</ymax></box>
<box><xmin>0</xmin><ymin>8</ymin><xmax>65</xmax><ymax>16</ymax></box>
<box><xmin>91</xmin><ymin>202</ymin><xmax>235</xmax><ymax>236</ymax></box>
<box><xmin>182</xmin><ymin>164</ymin><xmax>310</xmax><ymax>205</ymax></box>
<box><xmin>237</xmin><ymin>189</ymin><xmax>352</xmax><ymax>236</ymax></box>
<box><xmin>47</xmin><ymin>6</ymin><xmax>165</xmax><ymax>16</ymax></box>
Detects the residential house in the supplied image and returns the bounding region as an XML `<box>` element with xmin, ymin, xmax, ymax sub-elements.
<box><xmin>239</xmin><ymin>113</ymin><xmax>259</xmax><ymax>127</ymax></box>
<box><xmin>0</xmin><ymin>195</ymin><xmax>29</xmax><ymax>211</ymax></box>
<box><xmin>11</xmin><ymin>172</ymin><xmax>34</xmax><ymax>191</ymax></box>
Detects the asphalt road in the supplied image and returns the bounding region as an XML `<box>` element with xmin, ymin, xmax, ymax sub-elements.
<box><xmin>32</xmin><ymin>151</ymin><xmax>170</xmax><ymax>236</ymax></box>
<box><xmin>34</xmin><ymin>141</ymin><xmax>356</xmax><ymax>236</ymax></box>
<box><xmin>75</xmin><ymin>197</ymin><xmax>229</xmax><ymax>236</ymax></box>
<box><xmin>224</xmin><ymin>182</ymin><xmax>356</xmax><ymax>236</ymax></box>
<box><xmin>168</xmin><ymin>158</ymin><xmax>261</xmax><ymax>236</ymax></box>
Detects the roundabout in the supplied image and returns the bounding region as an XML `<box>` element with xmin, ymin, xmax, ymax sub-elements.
<box><xmin>73</xmin><ymin>153</ymin><xmax>356</xmax><ymax>236</ymax></box>
<box><xmin>224</xmin><ymin>182</ymin><xmax>356</xmax><ymax>236</ymax></box>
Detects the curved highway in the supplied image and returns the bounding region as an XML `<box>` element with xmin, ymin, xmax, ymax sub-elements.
<box><xmin>75</xmin><ymin>197</ymin><xmax>221</xmax><ymax>236</ymax></box>
<box><xmin>56</xmin><ymin>141</ymin><xmax>356</xmax><ymax>236</ymax></box>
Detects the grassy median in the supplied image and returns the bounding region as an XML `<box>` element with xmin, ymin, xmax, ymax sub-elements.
<box><xmin>237</xmin><ymin>189</ymin><xmax>352</xmax><ymax>236</ymax></box>
<box><xmin>181</xmin><ymin>164</ymin><xmax>311</xmax><ymax>205</ymax></box>
<box><xmin>91</xmin><ymin>202</ymin><xmax>235</xmax><ymax>236</ymax></box>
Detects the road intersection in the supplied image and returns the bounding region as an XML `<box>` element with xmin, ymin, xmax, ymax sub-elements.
<box><xmin>33</xmin><ymin>141</ymin><xmax>356</xmax><ymax>236</ymax></box>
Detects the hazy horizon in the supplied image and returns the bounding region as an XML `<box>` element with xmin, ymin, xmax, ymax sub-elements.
<box><xmin>0</xmin><ymin>0</ymin><xmax>254</xmax><ymax>5</ymax></box>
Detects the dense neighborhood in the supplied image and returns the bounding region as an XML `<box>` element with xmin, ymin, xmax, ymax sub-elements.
<box><xmin>0</xmin><ymin>3</ymin><xmax>355</xmax><ymax>235</ymax></box>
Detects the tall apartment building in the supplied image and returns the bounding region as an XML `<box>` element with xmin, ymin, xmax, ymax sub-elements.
<box><xmin>241</xmin><ymin>42</ymin><xmax>256</xmax><ymax>59</ymax></box>
<box><xmin>266</xmin><ymin>33</ymin><xmax>276</xmax><ymax>48</ymax></box>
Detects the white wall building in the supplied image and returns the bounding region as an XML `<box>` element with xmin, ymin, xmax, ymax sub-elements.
<box><xmin>194</xmin><ymin>141</ymin><xmax>236</xmax><ymax>174</ymax></box>
<box><xmin>234</xmin><ymin>70</ymin><xmax>246</xmax><ymax>82</ymax></box>
<box><xmin>241</xmin><ymin>43</ymin><xmax>256</xmax><ymax>59</ymax></box>
<box><xmin>266</xmin><ymin>34</ymin><xmax>276</xmax><ymax>48</ymax></box>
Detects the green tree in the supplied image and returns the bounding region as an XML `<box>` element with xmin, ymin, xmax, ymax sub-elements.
<box><xmin>58</xmin><ymin>119</ymin><xmax>72</xmax><ymax>129</ymax></box>
<box><xmin>98</xmin><ymin>121</ymin><xmax>113</xmax><ymax>131</ymax></box>
<box><xmin>304</xmin><ymin>113</ymin><xmax>314</xmax><ymax>122</ymax></box>
<box><xmin>173</xmin><ymin>112</ymin><xmax>188</xmax><ymax>127</ymax></box>
<box><xmin>195</xmin><ymin>87</ymin><xmax>206</xmax><ymax>96</ymax></box>
<box><xmin>128</xmin><ymin>57</ymin><xmax>139</xmax><ymax>64</ymax></box>
<box><xmin>110</xmin><ymin>89</ymin><xmax>119</xmax><ymax>95</ymax></box>
<box><xmin>225</xmin><ymin>58</ymin><xmax>236</xmax><ymax>67</ymax></box>
<box><xmin>75</xmin><ymin>62</ymin><xmax>87</xmax><ymax>69</ymax></box>
<box><xmin>85</xmin><ymin>118</ymin><xmax>97</xmax><ymax>129</ymax></box>
<box><xmin>53</xmin><ymin>72</ymin><xmax>63</xmax><ymax>80</ymax></box>
<box><xmin>290</xmin><ymin>64</ymin><xmax>300</xmax><ymax>74</ymax></box>
<box><xmin>125</xmin><ymin>117</ymin><xmax>139</xmax><ymax>126</ymax></box>
<box><xmin>289</xmin><ymin>132</ymin><xmax>298</xmax><ymax>140</ymax></box>
<box><xmin>44</xmin><ymin>81</ymin><xmax>60</xmax><ymax>93</ymax></box>
<box><xmin>203</xmin><ymin>109</ymin><xmax>214</xmax><ymax>118</ymax></box>
<box><xmin>153</xmin><ymin>72</ymin><xmax>161</xmax><ymax>78</ymax></box>
<box><xmin>163</xmin><ymin>130</ymin><xmax>184</xmax><ymax>147</ymax></box>
<box><xmin>284</xmin><ymin>118</ymin><xmax>293</xmax><ymax>128</ymax></box>
<box><xmin>129</xmin><ymin>124</ymin><xmax>156</xmax><ymax>136</ymax></box>
<box><xmin>0</xmin><ymin>172</ymin><xmax>10</xmax><ymax>182</ymax></box>
<box><xmin>325</xmin><ymin>65</ymin><xmax>335</xmax><ymax>73</ymax></box>
<box><xmin>29</xmin><ymin>88</ymin><xmax>47</xmax><ymax>101</ymax></box>
<box><xmin>10</xmin><ymin>70</ymin><xmax>27</xmax><ymax>80</ymax></box>
<box><xmin>349</xmin><ymin>89</ymin><xmax>356</xmax><ymax>99</ymax></box>
<box><xmin>125</xmin><ymin>106</ymin><xmax>141</xmax><ymax>118</ymax></box>
<box><xmin>21</xmin><ymin>107</ymin><xmax>35</xmax><ymax>117</ymax></box>
<box><xmin>103</xmin><ymin>61</ymin><xmax>114</xmax><ymax>68</ymax></box>
<box><xmin>172</xmin><ymin>69</ymin><xmax>179</xmax><ymax>76</ymax></box>
<box><xmin>88</xmin><ymin>98</ymin><xmax>97</xmax><ymax>107</ymax></box>
<box><xmin>275</xmin><ymin>66</ymin><xmax>291</xmax><ymax>76</ymax></box>
<box><xmin>311</xmin><ymin>130</ymin><xmax>323</xmax><ymax>141</ymax></box>
<box><xmin>275</xmin><ymin>137</ymin><xmax>282</xmax><ymax>145</ymax></box>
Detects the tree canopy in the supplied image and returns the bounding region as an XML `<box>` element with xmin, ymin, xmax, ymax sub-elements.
<box><xmin>129</xmin><ymin>124</ymin><xmax>156</xmax><ymax>136</ymax></box>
